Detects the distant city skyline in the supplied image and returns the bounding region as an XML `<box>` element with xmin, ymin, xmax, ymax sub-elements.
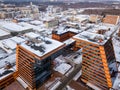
<box><xmin>2</xmin><ymin>0</ymin><xmax>120</xmax><ymax>2</ymax></box>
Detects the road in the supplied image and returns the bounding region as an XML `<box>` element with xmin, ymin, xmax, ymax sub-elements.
<box><xmin>55</xmin><ymin>63</ymin><xmax>89</xmax><ymax>90</ymax></box>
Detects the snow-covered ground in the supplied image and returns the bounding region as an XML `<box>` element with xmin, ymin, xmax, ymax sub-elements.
<box><xmin>112</xmin><ymin>65</ymin><xmax>120</xmax><ymax>90</ymax></box>
<box><xmin>54</xmin><ymin>63</ymin><xmax>72</xmax><ymax>75</ymax></box>
<box><xmin>113</xmin><ymin>37</ymin><xmax>120</xmax><ymax>62</ymax></box>
<box><xmin>0</xmin><ymin>54</ymin><xmax>16</xmax><ymax>69</ymax></box>
<box><xmin>0</xmin><ymin>29</ymin><xmax>10</xmax><ymax>37</ymax></box>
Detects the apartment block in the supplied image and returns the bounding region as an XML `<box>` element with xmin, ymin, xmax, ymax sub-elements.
<box><xmin>73</xmin><ymin>31</ymin><xmax>117</xmax><ymax>90</ymax></box>
<box><xmin>16</xmin><ymin>37</ymin><xmax>65</xmax><ymax>90</ymax></box>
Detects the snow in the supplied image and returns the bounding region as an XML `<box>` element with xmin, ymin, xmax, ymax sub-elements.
<box><xmin>54</xmin><ymin>55</ymin><xmax>66</xmax><ymax>64</ymax></box>
<box><xmin>49</xmin><ymin>81</ymin><xmax>61</xmax><ymax>90</ymax></box>
<box><xmin>73</xmin><ymin>70</ymin><xmax>82</xmax><ymax>81</ymax></box>
<box><xmin>21</xmin><ymin>37</ymin><xmax>64</xmax><ymax>57</ymax></box>
<box><xmin>18</xmin><ymin>22</ymin><xmax>46</xmax><ymax>32</ymax></box>
<box><xmin>45</xmin><ymin>77</ymin><xmax>61</xmax><ymax>89</ymax></box>
<box><xmin>30</xmin><ymin>20</ymin><xmax>43</xmax><ymax>25</ymax></box>
<box><xmin>42</xmin><ymin>16</ymin><xmax>56</xmax><ymax>22</ymax></box>
<box><xmin>73</xmin><ymin>31</ymin><xmax>108</xmax><ymax>45</ymax></box>
<box><xmin>0</xmin><ymin>37</ymin><xmax>25</xmax><ymax>53</ymax></box>
<box><xmin>54</xmin><ymin>26</ymin><xmax>82</xmax><ymax>35</ymax></box>
<box><xmin>73</xmin><ymin>54</ymin><xmax>82</xmax><ymax>64</ymax></box>
<box><xmin>0</xmin><ymin>48</ymin><xmax>7</xmax><ymax>59</ymax></box>
<box><xmin>25</xmin><ymin>32</ymin><xmax>40</xmax><ymax>39</ymax></box>
<box><xmin>63</xmin><ymin>38</ymin><xmax>75</xmax><ymax>45</ymax></box>
<box><xmin>66</xmin><ymin>85</ymin><xmax>75</xmax><ymax>90</ymax></box>
<box><xmin>0</xmin><ymin>53</ymin><xmax>16</xmax><ymax>68</ymax></box>
<box><xmin>10</xmin><ymin>36</ymin><xmax>26</xmax><ymax>44</ymax></box>
<box><xmin>87</xmin><ymin>23</ymin><xmax>116</xmax><ymax>37</ymax></box>
<box><xmin>0</xmin><ymin>39</ymin><xmax>17</xmax><ymax>50</ymax></box>
<box><xmin>0</xmin><ymin>29</ymin><xmax>10</xmax><ymax>37</ymax></box>
<box><xmin>63</xmin><ymin>49</ymin><xmax>82</xmax><ymax>64</ymax></box>
<box><xmin>113</xmin><ymin>38</ymin><xmax>120</xmax><ymax>62</ymax></box>
<box><xmin>16</xmin><ymin>77</ymin><xmax>28</xmax><ymax>89</ymax></box>
<box><xmin>87</xmin><ymin>82</ymin><xmax>102</xmax><ymax>90</ymax></box>
<box><xmin>0</xmin><ymin>22</ymin><xmax>32</xmax><ymax>32</ymax></box>
<box><xmin>65</xmin><ymin>67</ymin><xmax>74</xmax><ymax>77</ymax></box>
<box><xmin>112</xmin><ymin>64</ymin><xmax>120</xmax><ymax>89</ymax></box>
<box><xmin>0</xmin><ymin>66</ymin><xmax>16</xmax><ymax>80</ymax></box>
<box><xmin>54</xmin><ymin>63</ymin><xmax>71</xmax><ymax>75</ymax></box>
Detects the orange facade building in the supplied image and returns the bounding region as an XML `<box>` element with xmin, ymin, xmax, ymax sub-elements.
<box><xmin>73</xmin><ymin>31</ymin><xmax>117</xmax><ymax>90</ymax></box>
<box><xmin>16</xmin><ymin>38</ymin><xmax>65</xmax><ymax>90</ymax></box>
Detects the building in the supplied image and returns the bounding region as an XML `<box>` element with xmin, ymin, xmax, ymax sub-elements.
<box><xmin>0</xmin><ymin>29</ymin><xmax>11</xmax><ymax>40</ymax></box>
<box><xmin>52</xmin><ymin>26</ymin><xmax>82</xmax><ymax>42</ymax></box>
<box><xmin>44</xmin><ymin>18</ymin><xmax>59</xmax><ymax>28</ymax></box>
<box><xmin>102</xmin><ymin>15</ymin><xmax>119</xmax><ymax>25</ymax></box>
<box><xmin>0</xmin><ymin>21</ymin><xmax>33</xmax><ymax>35</ymax></box>
<box><xmin>73</xmin><ymin>31</ymin><xmax>117</xmax><ymax>90</ymax></box>
<box><xmin>89</xmin><ymin>15</ymin><xmax>102</xmax><ymax>23</ymax></box>
<box><xmin>16</xmin><ymin>36</ymin><xmax>65</xmax><ymax>90</ymax></box>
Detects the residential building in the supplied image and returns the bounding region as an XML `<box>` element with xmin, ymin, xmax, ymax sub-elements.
<box><xmin>16</xmin><ymin>36</ymin><xmax>65</xmax><ymax>90</ymax></box>
<box><xmin>73</xmin><ymin>31</ymin><xmax>117</xmax><ymax>90</ymax></box>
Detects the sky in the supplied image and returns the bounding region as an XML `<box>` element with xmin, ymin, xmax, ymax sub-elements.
<box><xmin>2</xmin><ymin>0</ymin><xmax>120</xmax><ymax>2</ymax></box>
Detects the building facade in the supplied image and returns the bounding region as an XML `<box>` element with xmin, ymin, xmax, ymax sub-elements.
<box><xmin>73</xmin><ymin>32</ymin><xmax>117</xmax><ymax>90</ymax></box>
<box><xmin>16</xmin><ymin>38</ymin><xmax>65</xmax><ymax>90</ymax></box>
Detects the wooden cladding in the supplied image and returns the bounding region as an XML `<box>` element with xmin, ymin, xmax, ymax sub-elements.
<box><xmin>16</xmin><ymin>43</ymin><xmax>65</xmax><ymax>90</ymax></box>
<box><xmin>0</xmin><ymin>72</ymin><xmax>17</xmax><ymax>89</ymax></box>
<box><xmin>52</xmin><ymin>31</ymin><xmax>76</xmax><ymax>42</ymax></box>
<box><xmin>73</xmin><ymin>37</ymin><xmax>115</xmax><ymax>89</ymax></box>
<box><xmin>17</xmin><ymin>45</ymin><xmax>36</xmax><ymax>89</ymax></box>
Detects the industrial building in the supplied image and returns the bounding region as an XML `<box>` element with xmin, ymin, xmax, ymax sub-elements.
<box><xmin>73</xmin><ymin>31</ymin><xmax>118</xmax><ymax>90</ymax></box>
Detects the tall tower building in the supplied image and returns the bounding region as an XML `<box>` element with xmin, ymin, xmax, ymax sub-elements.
<box><xmin>16</xmin><ymin>37</ymin><xmax>65</xmax><ymax>90</ymax></box>
<box><xmin>73</xmin><ymin>31</ymin><xmax>117</xmax><ymax>90</ymax></box>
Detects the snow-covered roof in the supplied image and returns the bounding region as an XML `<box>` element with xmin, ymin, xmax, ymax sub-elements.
<box><xmin>18</xmin><ymin>22</ymin><xmax>46</xmax><ymax>32</ymax></box>
<box><xmin>0</xmin><ymin>29</ymin><xmax>10</xmax><ymax>37</ymax></box>
<box><xmin>21</xmin><ymin>37</ymin><xmax>64</xmax><ymax>57</ymax></box>
<box><xmin>0</xmin><ymin>22</ymin><xmax>32</xmax><ymax>32</ymax></box>
<box><xmin>54</xmin><ymin>63</ymin><xmax>71</xmax><ymax>75</ymax></box>
<box><xmin>25</xmin><ymin>32</ymin><xmax>40</xmax><ymax>39</ymax></box>
<box><xmin>74</xmin><ymin>15</ymin><xmax>89</xmax><ymax>22</ymax></box>
<box><xmin>53</xmin><ymin>26</ymin><xmax>82</xmax><ymax>35</ymax></box>
<box><xmin>87</xmin><ymin>23</ymin><xmax>116</xmax><ymax>37</ymax></box>
<box><xmin>0</xmin><ymin>39</ymin><xmax>17</xmax><ymax>50</ymax></box>
<box><xmin>10</xmin><ymin>36</ymin><xmax>26</xmax><ymax>44</ymax></box>
<box><xmin>30</xmin><ymin>20</ymin><xmax>43</xmax><ymax>25</ymax></box>
<box><xmin>73</xmin><ymin>31</ymin><xmax>109</xmax><ymax>45</ymax></box>
<box><xmin>0</xmin><ymin>54</ymin><xmax>16</xmax><ymax>69</ymax></box>
<box><xmin>42</xmin><ymin>16</ymin><xmax>56</xmax><ymax>22</ymax></box>
<box><xmin>63</xmin><ymin>38</ymin><xmax>75</xmax><ymax>45</ymax></box>
<box><xmin>0</xmin><ymin>66</ymin><xmax>16</xmax><ymax>80</ymax></box>
<box><xmin>0</xmin><ymin>36</ymin><xmax>25</xmax><ymax>53</ymax></box>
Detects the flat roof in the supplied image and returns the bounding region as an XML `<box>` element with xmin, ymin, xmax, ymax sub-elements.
<box><xmin>87</xmin><ymin>23</ymin><xmax>116</xmax><ymax>37</ymax></box>
<box><xmin>18</xmin><ymin>22</ymin><xmax>46</xmax><ymax>32</ymax></box>
<box><xmin>0</xmin><ymin>66</ymin><xmax>16</xmax><ymax>80</ymax></box>
<box><xmin>0</xmin><ymin>36</ymin><xmax>25</xmax><ymax>53</ymax></box>
<box><xmin>0</xmin><ymin>22</ymin><xmax>32</xmax><ymax>32</ymax></box>
<box><xmin>53</xmin><ymin>26</ymin><xmax>82</xmax><ymax>35</ymax></box>
<box><xmin>0</xmin><ymin>29</ymin><xmax>10</xmax><ymax>37</ymax></box>
<box><xmin>30</xmin><ymin>20</ymin><xmax>43</xmax><ymax>25</ymax></box>
<box><xmin>25</xmin><ymin>32</ymin><xmax>40</xmax><ymax>39</ymax></box>
<box><xmin>21</xmin><ymin>37</ymin><xmax>64</xmax><ymax>57</ymax></box>
<box><xmin>73</xmin><ymin>31</ymin><xmax>109</xmax><ymax>45</ymax></box>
